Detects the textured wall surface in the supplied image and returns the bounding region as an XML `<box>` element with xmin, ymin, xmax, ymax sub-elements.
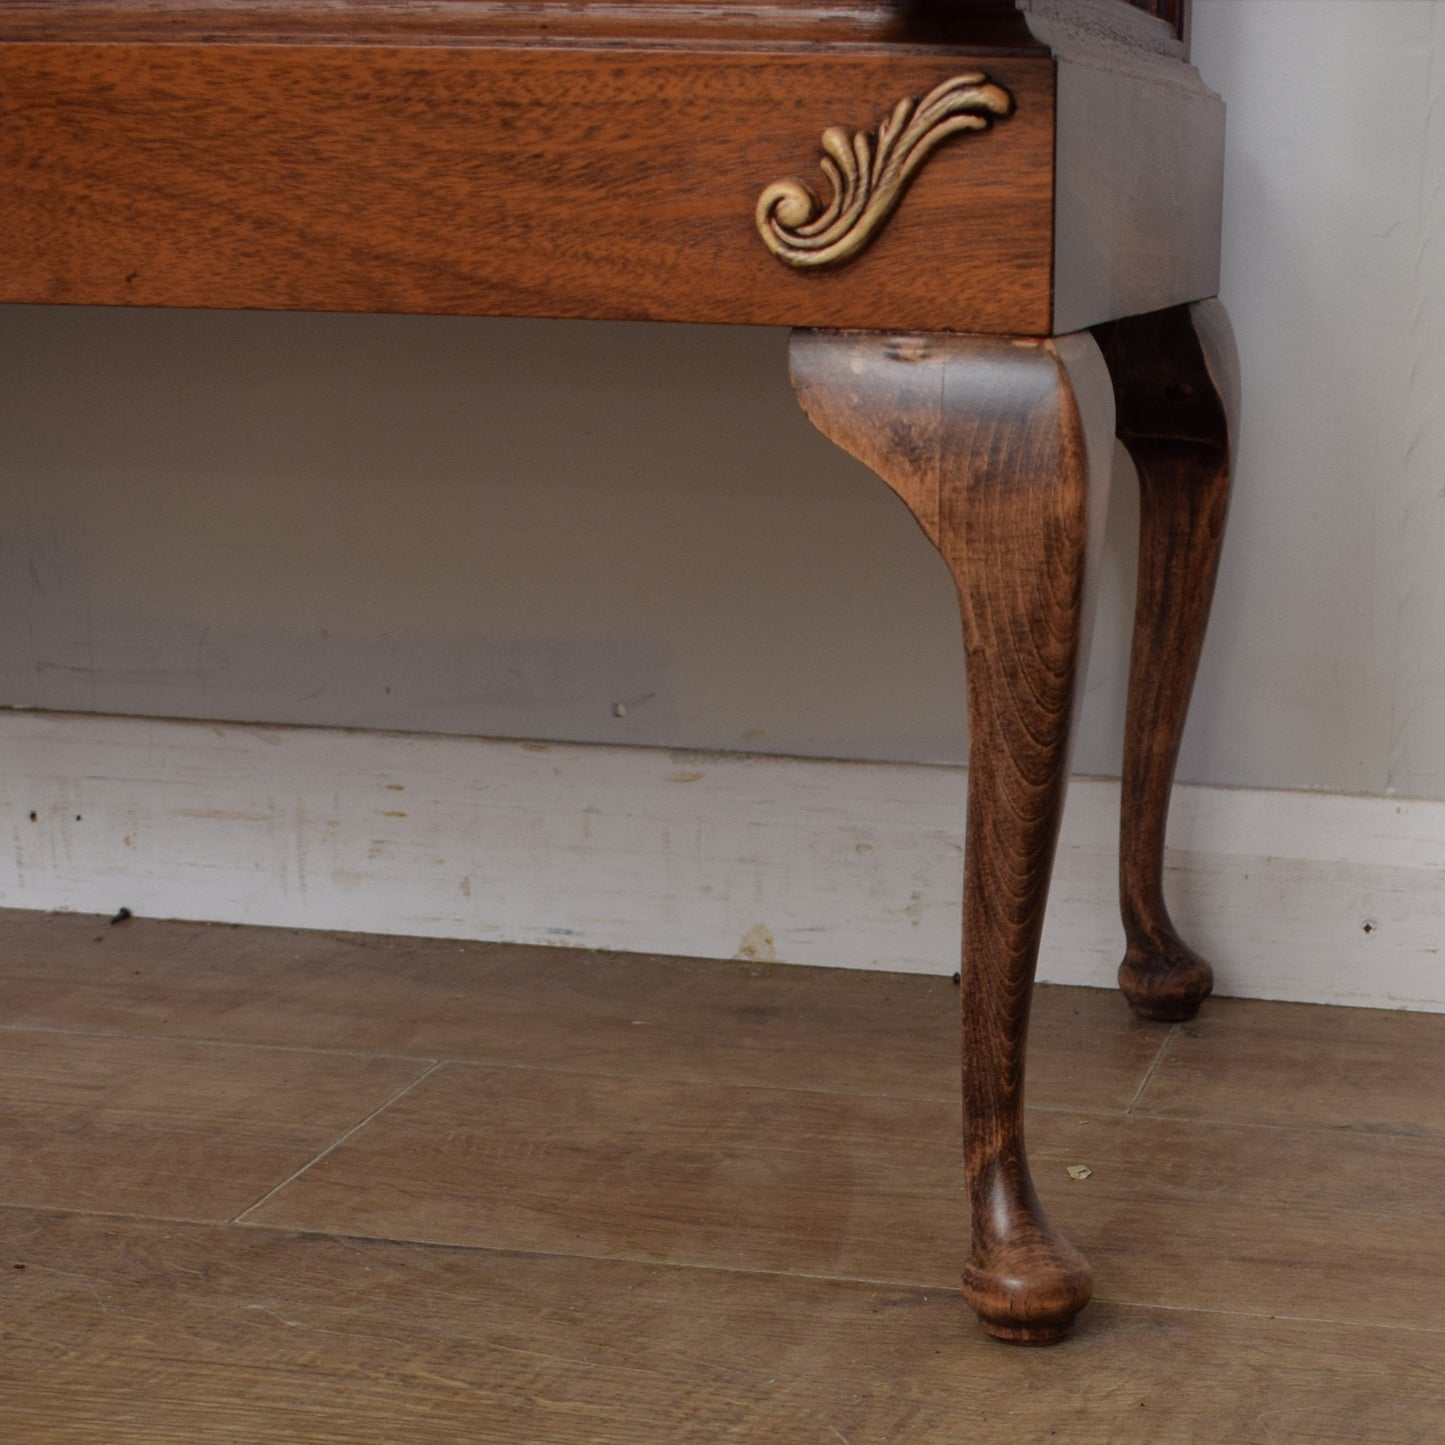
<box><xmin>0</xmin><ymin>0</ymin><xmax>1441</xmax><ymax>799</ymax></box>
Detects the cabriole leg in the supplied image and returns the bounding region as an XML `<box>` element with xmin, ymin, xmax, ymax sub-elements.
<box><xmin>789</xmin><ymin>327</ymin><xmax>1114</xmax><ymax>1343</ymax></box>
<box><xmin>1094</xmin><ymin>301</ymin><xmax>1238</xmax><ymax>1022</ymax></box>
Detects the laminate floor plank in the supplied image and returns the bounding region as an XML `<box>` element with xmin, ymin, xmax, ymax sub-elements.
<box><xmin>0</xmin><ymin>1027</ymin><xmax>427</xmax><ymax>1220</ymax></box>
<box><xmin>244</xmin><ymin>1061</ymin><xmax>1445</xmax><ymax>1331</ymax></box>
<box><xmin>0</xmin><ymin>909</ymin><xmax>1162</xmax><ymax>1109</ymax></box>
<box><xmin>4</xmin><ymin>1209</ymin><xmax>1440</xmax><ymax>1445</ymax></box>
<box><xmin>1034</xmin><ymin>1109</ymin><xmax>1445</xmax><ymax>1330</ymax></box>
<box><xmin>2</xmin><ymin>909</ymin><xmax>1444</xmax><ymax>1439</ymax></box>
<box><xmin>242</xmin><ymin>1062</ymin><xmax>973</xmax><ymax>1280</ymax></box>
<box><xmin>1138</xmin><ymin>994</ymin><xmax>1445</xmax><ymax>1137</ymax></box>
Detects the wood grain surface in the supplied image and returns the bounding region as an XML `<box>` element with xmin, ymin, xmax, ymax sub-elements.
<box><xmin>0</xmin><ymin>38</ymin><xmax>1055</xmax><ymax>331</ymax></box>
<box><xmin>790</xmin><ymin>329</ymin><xmax>1116</xmax><ymax>1342</ymax></box>
<box><xmin>239</xmin><ymin>1068</ymin><xmax>1445</xmax><ymax>1330</ymax></box>
<box><xmin>243</xmin><ymin>1060</ymin><xmax>973</xmax><ymax>1279</ymax></box>
<box><xmin>0</xmin><ymin>1027</ymin><xmax>425</xmax><ymax>1219</ymax></box>
<box><xmin>1</xmin><ymin>910</ymin><xmax>1443</xmax><ymax>1440</ymax></box>
<box><xmin>6</xmin><ymin>1209</ymin><xmax>1441</xmax><ymax>1445</ymax></box>
<box><xmin>1095</xmin><ymin>301</ymin><xmax>1236</xmax><ymax>1020</ymax></box>
<box><xmin>0</xmin><ymin>912</ymin><xmax>1167</xmax><ymax>1111</ymax></box>
<box><xmin>1136</xmin><ymin>993</ymin><xmax>1445</xmax><ymax>1137</ymax></box>
<box><xmin>0</xmin><ymin>0</ymin><xmax>1231</xmax><ymax>337</ymax></box>
<box><xmin>0</xmin><ymin>1</ymin><xmax>1227</xmax><ymax>331</ymax></box>
<box><xmin>0</xmin><ymin>1</ymin><xmax>1050</xmax><ymax>51</ymax></box>
<box><xmin>1044</xmin><ymin>1110</ymin><xmax>1445</xmax><ymax>1330</ymax></box>
<box><xmin>1050</xmin><ymin>46</ymin><xmax>1222</xmax><ymax>333</ymax></box>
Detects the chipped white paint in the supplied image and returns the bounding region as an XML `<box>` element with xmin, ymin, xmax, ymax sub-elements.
<box><xmin>1</xmin><ymin>712</ymin><xmax>1442</xmax><ymax>1012</ymax></box>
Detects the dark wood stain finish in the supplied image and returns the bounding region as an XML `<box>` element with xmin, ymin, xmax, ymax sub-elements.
<box><xmin>0</xmin><ymin>1</ymin><xmax>1224</xmax><ymax>334</ymax></box>
<box><xmin>0</xmin><ymin>1</ymin><xmax>1052</xmax><ymax>50</ymax></box>
<box><xmin>1094</xmin><ymin>300</ymin><xmax>1236</xmax><ymax>1021</ymax></box>
<box><xmin>0</xmin><ymin>35</ymin><xmax>1056</xmax><ymax>332</ymax></box>
<box><xmin>790</xmin><ymin>329</ymin><xmax>1114</xmax><ymax>1341</ymax></box>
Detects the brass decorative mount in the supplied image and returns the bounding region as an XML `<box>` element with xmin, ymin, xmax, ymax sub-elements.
<box><xmin>756</xmin><ymin>73</ymin><xmax>1015</xmax><ymax>270</ymax></box>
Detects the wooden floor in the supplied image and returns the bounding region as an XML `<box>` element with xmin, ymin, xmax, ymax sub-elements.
<box><xmin>1</xmin><ymin>910</ymin><xmax>1441</xmax><ymax>1442</ymax></box>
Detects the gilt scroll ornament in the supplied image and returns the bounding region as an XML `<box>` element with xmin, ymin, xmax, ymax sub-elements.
<box><xmin>755</xmin><ymin>73</ymin><xmax>1015</xmax><ymax>270</ymax></box>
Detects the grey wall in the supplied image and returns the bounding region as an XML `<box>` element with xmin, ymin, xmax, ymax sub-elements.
<box><xmin>0</xmin><ymin>310</ymin><xmax>992</xmax><ymax>765</ymax></box>
<box><xmin>1</xmin><ymin>0</ymin><xmax>1442</xmax><ymax>799</ymax></box>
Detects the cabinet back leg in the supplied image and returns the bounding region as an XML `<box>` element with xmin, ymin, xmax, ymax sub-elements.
<box><xmin>1095</xmin><ymin>300</ymin><xmax>1238</xmax><ymax>1021</ymax></box>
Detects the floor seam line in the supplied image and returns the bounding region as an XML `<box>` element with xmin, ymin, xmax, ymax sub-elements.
<box><xmin>228</xmin><ymin>1059</ymin><xmax>444</xmax><ymax>1225</ymax></box>
<box><xmin>9</xmin><ymin>1202</ymin><xmax>1445</xmax><ymax>1338</ymax></box>
<box><xmin>1090</xmin><ymin>1294</ymin><xmax>1445</xmax><ymax>1336</ymax></box>
<box><xmin>0</xmin><ymin>1024</ymin><xmax>1133</xmax><ymax>1113</ymax></box>
<box><xmin>0</xmin><ymin>1019</ymin><xmax>432</xmax><ymax>1063</ymax></box>
<box><xmin>1126</xmin><ymin>1024</ymin><xmax>1177</xmax><ymax>1115</ymax></box>
<box><xmin>229</xmin><ymin>1222</ymin><xmax>960</xmax><ymax>1292</ymax></box>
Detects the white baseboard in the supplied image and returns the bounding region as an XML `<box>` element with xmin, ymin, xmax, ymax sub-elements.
<box><xmin>1</xmin><ymin>711</ymin><xmax>1441</xmax><ymax>1012</ymax></box>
